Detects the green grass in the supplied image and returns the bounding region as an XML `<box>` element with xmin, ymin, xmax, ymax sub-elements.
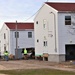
<box><xmin>0</xmin><ymin>69</ymin><xmax>75</xmax><ymax>75</ymax></box>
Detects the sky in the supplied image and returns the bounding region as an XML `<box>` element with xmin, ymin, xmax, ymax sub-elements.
<box><xmin>0</xmin><ymin>0</ymin><xmax>75</xmax><ymax>29</ymax></box>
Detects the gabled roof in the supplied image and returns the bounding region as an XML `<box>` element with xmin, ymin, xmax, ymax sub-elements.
<box><xmin>45</xmin><ymin>2</ymin><xmax>75</xmax><ymax>11</ymax></box>
<box><xmin>5</xmin><ymin>22</ymin><xmax>34</xmax><ymax>30</ymax></box>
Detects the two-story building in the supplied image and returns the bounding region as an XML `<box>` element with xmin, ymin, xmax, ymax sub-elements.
<box><xmin>0</xmin><ymin>22</ymin><xmax>34</xmax><ymax>58</ymax></box>
<box><xmin>34</xmin><ymin>2</ymin><xmax>75</xmax><ymax>62</ymax></box>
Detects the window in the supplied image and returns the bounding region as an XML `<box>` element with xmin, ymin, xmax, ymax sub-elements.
<box><xmin>37</xmin><ymin>39</ymin><xmax>39</xmax><ymax>43</ymax></box>
<box><xmin>15</xmin><ymin>32</ymin><xmax>19</xmax><ymax>38</ymax></box>
<box><xmin>4</xmin><ymin>33</ymin><xmax>6</xmax><ymax>39</ymax></box>
<box><xmin>45</xmin><ymin>41</ymin><xmax>47</xmax><ymax>46</ymax></box>
<box><xmin>43</xmin><ymin>24</ymin><xmax>46</xmax><ymax>28</ymax></box>
<box><xmin>4</xmin><ymin>44</ymin><xmax>6</xmax><ymax>51</ymax></box>
<box><xmin>28</xmin><ymin>32</ymin><xmax>32</xmax><ymax>38</ymax></box>
<box><xmin>43</xmin><ymin>19</ymin><xmax>47</xmax><ymax>29</ymax></box>
<box><xmin>43</xmin><ymin>41</ymin><xmax>47</xmax><ymax>46</ymax></box>
<box><xmin>36</xmin><ymin>21</ymin><xmax>38</xmax><ymax>24</ymax></box>
<box><xmin>44</xmin><ymin>41</ymin><xmax>45</xmax><ymax>46</ymax></box>
<box><xmin>65</xmin><ymin>16</ymin><xmax>71</xmax><ymax>25</ymax></box>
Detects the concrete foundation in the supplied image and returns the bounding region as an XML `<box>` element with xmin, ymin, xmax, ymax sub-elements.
<box><xmin>43</xmin><ymin>54</ymin><xmax>65</xmax><ymax>62</ymax></box>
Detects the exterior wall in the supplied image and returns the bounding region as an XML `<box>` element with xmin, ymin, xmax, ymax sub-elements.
<box><xmin>58</xmin><ymin>13</ymin><xmax>75</xmax><ymax>54</ymax></box>
<box><xmin>0</xmin><ymin>24</ymin><xmax>34</xmax><ymax>56</ymax></box>
<box><xmin>34</xmin><ymin>4</ymin><xmax>75</xmax><ymax>62</ymax></box>
<box><xmin>10</xmin><ymin>29</ymin><xmax>34</xmax><ymax>55</ymax></box>
<box><xmin>34</xmin><ymin>4</ymin><xmax>59</xmax><ymax>57</ymax></box>
<box><xmin>0</xmin><ymin>24</ymin><xmax>10</xmax><ymax>56</ymax></box>
<box><xmin>48</xmin><ymin>54</ymin><xmax>65</xmax><ymax>62</ymax></box>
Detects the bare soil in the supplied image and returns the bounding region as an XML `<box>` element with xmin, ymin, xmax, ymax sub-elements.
<box><xmin>0</xmin><ymin>60</ymin><xmax>75</xmax><ymax>72</ymax></box>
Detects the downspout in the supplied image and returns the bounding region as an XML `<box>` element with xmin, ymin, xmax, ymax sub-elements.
<box><xmin>50</xmin><ymin>12</ymin><xmax>57</xmax><ymax>52</ymax></box>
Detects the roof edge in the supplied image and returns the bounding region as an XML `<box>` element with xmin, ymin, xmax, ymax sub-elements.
<box><xmin>45</xmin><ymin>2</ymin><xmax>75</xmax><ymax>4</ymax></box>
<box><xmin>58</xmin><ymin>11</ymin><xmax>75</xmax><ymax>13</ymax></box>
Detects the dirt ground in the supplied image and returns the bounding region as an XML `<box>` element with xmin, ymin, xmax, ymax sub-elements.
<box><xmin>0</xmin><ymin>59</ymin><xmax>75</xmax><ymax>72</ymax></box>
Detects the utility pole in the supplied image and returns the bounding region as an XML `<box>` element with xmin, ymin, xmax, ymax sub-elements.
<box><xmin>15</xmin><ymin>20</ymin><xmax>18</xmax><ymax>59</ymax></box>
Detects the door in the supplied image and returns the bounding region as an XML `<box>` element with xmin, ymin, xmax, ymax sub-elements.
<box><xmin>65</xmin><ymin>45</ymin><xmax>75</xmax><ymax>60</ymax></box>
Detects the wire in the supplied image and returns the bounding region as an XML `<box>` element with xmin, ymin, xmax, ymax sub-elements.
<box><xmin>25</xmin><ymin>12</ymin><xmax>37</xmax><ymax>21</ymax></box>
<box><xmin>25</xmin><ymin>0</ymin><xmax>48</xmax><ymax>21</ymax></box>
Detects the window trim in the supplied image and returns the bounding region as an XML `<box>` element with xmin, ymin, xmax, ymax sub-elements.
<box><xmin>15</xmin><ymin>32</ymin><xmax>19</xmax><ymax>38</ymax></box>
<box><xmin>36</xmin><ymin>21</ymin><xmax>38</xmax><ymax>24</ymax></box>
<box><xmin>37</xmin><ymin>39</ymin><xmax>39</xmax><ymax>43</ymax></box>
<box><xmin>28</xmin><ymin>32</ymin><xmax>32</xmax><ymax>38</ymax></box>
<box><xmin>4</xmin><ymin>33</ymin><xmax>6</xmax><ymax>39</ymax></box>
<box><xmin>43</xmin><ymin>19</ymin><xmax>47</xmax><ymax>29</ymax></box>
<box><xmin>43</xmin><ymin>41</ymin><xmax>47</xmax><ymax>47</ymax></box>
<box><xmin>65</xmin><ymin>16</ymin><xmax>71</xmax><ymax>25</ymax></box>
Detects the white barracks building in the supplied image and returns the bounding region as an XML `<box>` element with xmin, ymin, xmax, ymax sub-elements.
<box><xmin>34</xmin><ymin>2</ymin><xmax>75</xmax><ymax>62</ymax></box>
<box><xmin>0</xmin><ymin>22</ymin><xmax>34</xmax><ymax>57</ymax></box>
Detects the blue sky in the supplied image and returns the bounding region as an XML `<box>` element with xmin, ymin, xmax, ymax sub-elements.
<box><xmin>0</xmin><ymin>0</ymin><xmax>75</xmax><ymax>29</ymax></box>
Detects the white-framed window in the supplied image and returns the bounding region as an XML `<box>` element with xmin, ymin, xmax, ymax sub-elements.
<box><xmin>43</xmin><ymin>19</ymin><xmax>47</xmax><ymax>29</ymax></box>
<box><xmin>43</xmin><ymin>41</ymin><xmax>47</xmax><ymax>47</ymax></box>
<box><xmin>4</xmin><ymin>33</ymin><xmax>6</xmax><ymax>39</ymax></box>
<box><xmin>15</xmin><ymin>32</ymin><xmax>19</xmax><ymax>38</ymax></box>
<box><xmin>65</xmin><ymin>16</ymin><xmax>71</xmax><ymax>25</ymax></box>
<box><xmin>36</xmin><ymin>21</ymin><xmax>38</xmax><ymax>24</ymax></box>
<box><xmin>37</xmin><ymin>39</ymin><xmax>39</xmax><ymax>43</ymax></box>
<box><xmin>28</xmin><ymin>32</ymin><xmax>32</xmax><ymax>38</ymax></box>
<box><xmin>4</xmin><ymin>44</ymin><xmax>6</xmax><ymax>51</ymax></box>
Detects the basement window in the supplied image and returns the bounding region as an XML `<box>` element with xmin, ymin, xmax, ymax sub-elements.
<box><xmin>65</xmin><ymin>16</ymin><xmax>71</xmax><ymax>25</ymax></box>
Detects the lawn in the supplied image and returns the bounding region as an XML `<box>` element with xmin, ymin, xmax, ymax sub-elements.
<box><xmin>0</xmin><ymin>69</ymin><xmax>75</xmax><ymax>75</ymax></box>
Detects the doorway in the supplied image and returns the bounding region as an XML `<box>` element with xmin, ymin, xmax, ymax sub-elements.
<box><xmin>65</xmin><ymin>44</ymin><xmax>75</xmax><ymax>60</ymax></box>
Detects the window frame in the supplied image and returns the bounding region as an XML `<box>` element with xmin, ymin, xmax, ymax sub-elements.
<box><xmin>4</xmin><ymin>44</ymin><xmax>6</xmax><ymax>51</ymax></box>
<box><xmin>65</xmin><ymin>16</ymin><xmax>71</xmax><ymax>25</ymax></box>
<box><xmin>36</xmin><ymin>21</ymin><xmax>38</xmax><ymax>24</ymax></box>
<box><xmin>43</xmin><ymin>19</ymin><xmax>47</xmax><ymax>29</ymax></box>
<box><xmin>4</xmin><ymin>33</ymin><xmax>6</xmax><ymax>39</ymax></box>
<box><xmin>43</xmin><ymin>41</ymin><xmax>47</xmax><ymax>47</ymax></box>
<box><xmin>15</xmin><ymin>32</ymin><xmax>19</xmax><ymax>38</ymax></box>
<box><xmin>28</xmin><ymin>32</ymin><xmax>32</xmax><ymax>38</ymax></box>
<box><xmin>37</xmin><ymin>39</ymin><xmax>39</xmax><ymax>43</ymax></box>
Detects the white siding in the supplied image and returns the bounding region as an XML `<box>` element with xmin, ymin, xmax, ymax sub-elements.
<box><xmin>58</xmin><ymin>13</ymin><xmax>75</xmax><ymax>54</ymax></box>
<box><xmin>0</xmin><ymin>24</ymin><xmax>10</xmax><ymax>55</ymax></box>
<box><xmin>34</xmin><ymin>4</ymin><xmax>58</xmax><ymax>56</ymax></box>
<box><xmin>0</xmin><ymin>24</ymin><xmax>34</xmax><ymax>56</ymax></box>
<box><xmin>34</xmin><ymin>3</ymin><xmax>75</xmax><ymax>62</ymax></box>
<box><xmin>10</xmin><ymin>30</ymin><xmax>34</xmax><ymax>55</ymax></box>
